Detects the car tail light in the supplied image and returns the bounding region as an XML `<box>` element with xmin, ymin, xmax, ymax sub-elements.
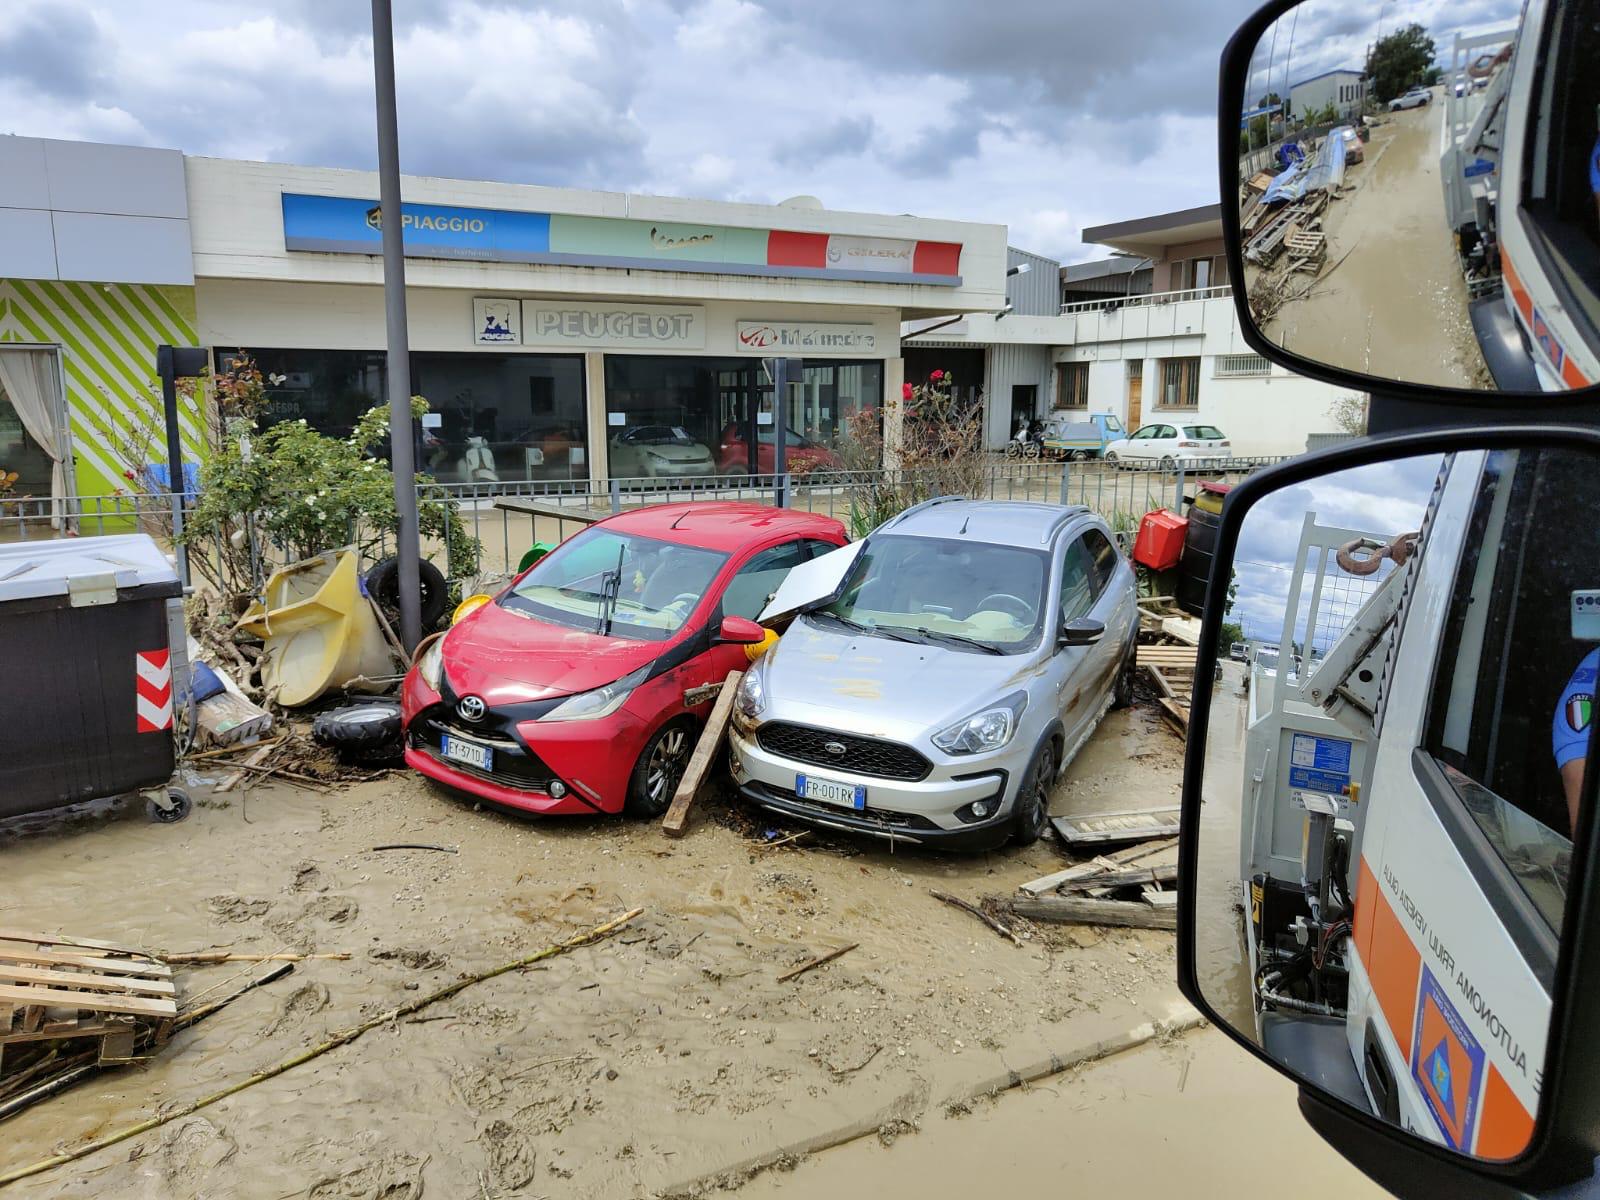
<box><xmin>1219</xmin><ymin>440</ymin><xmax>1231</xmax><ymax>446</ymax></box>
<box><xmin>1178</xmin><ymin>441</ymin><xmax>1199</xmax><ymax>448</ymax></box>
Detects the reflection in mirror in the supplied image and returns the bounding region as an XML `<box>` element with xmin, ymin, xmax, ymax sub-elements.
<box><xmin>1197</xmin><ymin>446</ymin><xmax>1600</xmax><ymax>1160</ymax></box>
<box><xmin>1235</xmin><ymin>0</ymin><xmax>1600</xmax><ymax>391</ymax></box>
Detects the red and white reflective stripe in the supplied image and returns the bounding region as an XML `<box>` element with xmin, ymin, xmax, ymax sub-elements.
<box><xmin>135</xmin><ymin>649</ymin><xmax>173</xmax><ymax>733</ymax></box>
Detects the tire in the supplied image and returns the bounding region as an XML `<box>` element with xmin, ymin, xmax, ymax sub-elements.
<box><xmin>1023</xmin><ymin>442</ymin><xmax>1042</xmax><ymax>460</ymax></box>
<box><xmin>312</xmin><ymin>700</ymin><xmax>405</xmax><ymax>763</ymax></box>
<box><xmin>366</xmin><ymin>557</ymin><xmax>450</xmax><ymax>632</ymax></box>
<box><xmin>624</xmin><ymin>717</ymin><xmax>697</xmax><ymax>819</ymax></box>
<box><xmin>148</xmin><ymin>787</ymin><xmax>192</xmax><ymax>824</ymax></box>
<box><xmin>1159</xmin><ymin>455</ymin><xmax>1177</xmax><ymax>471</ymax></box>
<box><xmin>1113</xmin><ymin>644</ymin><xmax>1136</xmax><ymax>709</ymax></box>
<box><xmin>1104</xmin><ymin>451</ymin><xmax>1120</xmax><ymax>469</ymax></box>
<box><xmin>1004</xmin><ymin>442</ymin><xmax>1021</xmax><ymax>459</ymax></box>
<box><xmin>1011</xmin><ymin>739</ymin><xmax>1056</xmax><ymax>846</ymax></box>
<box><xmin>1070</xmin><ymin>449</ymin><xmax>1091</xmax><ymax>462</ymax></box>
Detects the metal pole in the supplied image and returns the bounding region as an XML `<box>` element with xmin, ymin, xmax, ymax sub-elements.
<box><xmin>156</xmin><ymin>346</ymin><xmax>189</xmax><ymax>588</ymax></box>
<box><xmin>772</xmin><ymin>357</ymin><xmax>788</xmax><ymax>505</ymax></box>
<box><xmin>371</xmin><ymin>0</ymin><xmax>422</xmax><ymax>649</ymax></box>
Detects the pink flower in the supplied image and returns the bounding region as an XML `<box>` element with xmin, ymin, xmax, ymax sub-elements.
<box><xmin>930</xmin><ymin>369</ymin><xmax>945</xmax><ymax>381</ymax></box>
<box><xmin>902</xmin><ymin>382</ymin><xmax>914</xmax><ymax>401</ymax></box>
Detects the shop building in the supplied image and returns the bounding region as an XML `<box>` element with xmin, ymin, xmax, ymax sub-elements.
<box><xmin>187</xmin><ymin>156</ymin><xmax>1006</xmax><ymax>487</ymax></box>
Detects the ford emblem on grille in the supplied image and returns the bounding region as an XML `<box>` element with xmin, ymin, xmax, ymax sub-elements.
<box><xmin>457</xmin><ymin>696</ymin><xmax>487</xmax><ymax>723</ymax></box>
<box><xmin>823</xmin><ymin>740</ymin><xmax>847</xmax><ymax>756</ymax></box>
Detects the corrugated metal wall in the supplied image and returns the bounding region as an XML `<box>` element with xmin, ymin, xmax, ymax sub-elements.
<box><xmin>1006</xmin><ymin>246</ymin><xmax>1060</xmax><ymax>316</ymax></box>
<box><xmin>985</xmin><ymin>342</ymin><xmax>1054</xmax><ymax>448</ymax></box>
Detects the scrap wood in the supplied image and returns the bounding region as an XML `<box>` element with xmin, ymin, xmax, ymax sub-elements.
<box><xmin>929</xmin><ymin>891</ymin><xmax>1023</xmax><ymax>947</ymax></box>
<box><xmin>1006</xmin><ymin>895</ymin><xmax>1178</xmax><ymax>931</ymax></box>
<box><xmin>1017</xmin><ymin>837</ymin><xmax>1178</xmax><ymax>897</ymax></box>
<box><xmin>1157</xmin><ymin>697</ymin><xmax>1189</xmax><ymax>736</ymax></box>
<box><xmin>370</xmin><ymin>843</ymin><xmax>457</xmax><ymax>854</ymax></box>
<box><xmin>662</xmin><ymin>670</ymin><xmax>743</xmax><ymax>838</ymax></box>
<box><xmin>0</xmin><ymin>908</ymin><xmax>643</xmax><ymax>1187</ymax></box>
<box><xmin>1059</xmin><ymin>864</ymin><xmax>1178</xmax><ymax>892</ymax></box>
<box><xmin>366</xmin><ymin>595</ymin><xmax>412</xmax><ymax>670</ymax></box>
<box><xmin>777</xmin><ymin>942</ymin><xmax>858</xmax><ymax>983</ymax></box>
<box><xmin>159</xmin><ymin>951</ymin><xmax>351</xmax><ymax>966</ymax></box>
<box><xmin>215</xmin><ymin>744</ymin><xmax>275</xmax><ymax>794</ymax></box>
<box><xmin>184</xmin><ymin>736</ymin><xmax>288</xmax><ymax>763</ymax></box>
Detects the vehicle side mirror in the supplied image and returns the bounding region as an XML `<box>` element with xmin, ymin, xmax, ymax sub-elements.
<box><xmin>1178</xmin><ymin>427</ymin><xmax>1600</xmax><ymax>1196</ymax></box>
<box><xmin>717</xmin><ymin>615</ymin><xmax>766</xmax><ymax>645</ymax></box>
<box><xmin>1059</xmin><ymin>617</ymin><xmax>1104</xmax><ymax>646</ymax></box>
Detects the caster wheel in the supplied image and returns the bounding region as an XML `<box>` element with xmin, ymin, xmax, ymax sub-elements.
<box><xmin>148</xmin><ymin>787</ymin><xmax>193</xmax><ymax>824</ymax></box>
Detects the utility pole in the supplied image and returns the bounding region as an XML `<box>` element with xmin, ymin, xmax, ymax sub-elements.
<box><xmin>371</xmin><ymin>0</ymin><xmax>422</xmax><ymax>650</ymax></box>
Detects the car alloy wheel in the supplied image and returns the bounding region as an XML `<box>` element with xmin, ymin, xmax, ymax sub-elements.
<box><xmin>626</xmin><ymin>717</ymin><xmax>697</xmax><ymax>818</ymax></box>
<box><xmin>1012</xmin><ymin>739</ymin><xmax>1055</xmax><ymax>846</ymax></box>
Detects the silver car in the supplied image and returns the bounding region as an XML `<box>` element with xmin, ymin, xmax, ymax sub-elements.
<box><xmin>728</xmin><ymin>498</ymin><xmax>1138</xmax><ymax>851</ymax></box>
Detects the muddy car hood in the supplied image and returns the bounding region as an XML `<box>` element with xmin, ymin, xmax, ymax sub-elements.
<box><xmin>760</xmin><ymin>615</ymin><xmax>1036</xmax><ymax>741</ymax></box>
<box><xmin>438</xmin><ymin>599</ymin><xmax>664</xmax><ymax>705</ymax></box>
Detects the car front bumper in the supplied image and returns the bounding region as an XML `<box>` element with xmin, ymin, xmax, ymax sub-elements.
<box><xmin>728</xmin><ymin>725</ymin><xmax>1014</xmax><ymax>849</ymax></box>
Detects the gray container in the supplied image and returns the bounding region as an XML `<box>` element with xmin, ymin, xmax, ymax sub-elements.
<box><xmin>0</xmin><ymin>535</ymin><xmax>183</xmax><ymax>819</ymax></box>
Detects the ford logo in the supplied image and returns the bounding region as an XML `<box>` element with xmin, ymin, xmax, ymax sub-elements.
<box><xmin>457</xmin><ymin>696</ymin><xmax>487</xmax><ymax>723</ymax></box>
<box><xmin>823</xmin><ymin>740</ymin><xmax>847</xmax><ymax>756</ymax></box>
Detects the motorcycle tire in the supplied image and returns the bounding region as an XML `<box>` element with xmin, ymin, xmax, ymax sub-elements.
<box><xmin>366</xmin><ymin>556</ymin><xmax>450</xmax><ymax>632</ymax></box>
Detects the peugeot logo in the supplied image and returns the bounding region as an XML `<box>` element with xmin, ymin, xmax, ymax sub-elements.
<box><xmin>823</xmin><ymin>740</ymin><xmax>847</xmax><ymax>757</ymax></box>
<box><xmin>457</xmin><ymin>696</ymin><xmax>487</xmax><ymax>723</ymax></box>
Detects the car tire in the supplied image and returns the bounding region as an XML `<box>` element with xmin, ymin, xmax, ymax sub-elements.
<box><xmin>1159</xmin><ymin>455</ymin><xmax>1177</xmax><ymax>471</ymax></box>
<box><xmin>1113</xmin><ymin>643</ymin><xmax>1137</xmax><ymax>709</ymax></box>
<box><xmin>1011</xmin><ymin>738</ymin><xmax>1056</xmax><ymax>846</ymax></box>
<box><xmin>624</xmin><ymin>716</ymin><xmax>697</xmax><ymax>819</ymax></box>
<box><xmin>1070</xmin><ymin>449</ymin><xmax>1091</xmax><ymax>462</ymax></box>
<box><xmin>1105</xmin><ymin>451</ymin><xmax>1120</xmax><ymax>469</ymax></box>
<box><xmin>313</xmin><ymin>700</ymin><xmax>405</xmax><ymax>763</ymax></box>
<box><xmin>366</xmin><ymin>556</ymin><xmax>450</xmax><ymax>632</ymax></box>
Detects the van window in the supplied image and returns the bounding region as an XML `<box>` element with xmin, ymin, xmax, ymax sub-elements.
<box><xmin>1424</xmin><ymin>449</ymin><xmax>1600</xmax><ymax>938</ymax></box>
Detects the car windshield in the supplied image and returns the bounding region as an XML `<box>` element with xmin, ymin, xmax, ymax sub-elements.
<box><xmin>1103</xmin><ymin>416</ymin><xmax>1124</xmax><ymax>433</ymax></box>
<box><xmin>501</xmin><ymin>527</ymin><xmax>727</xmax><ymax>641</ymax></box>
<box><xmin>814</xmin><ymin>533</ymin><xmax>1048</xmax><ymax>653</ymax></box>
<box><xmin>624</xmin><ymin>426</ymin><xmax>698</xmax><ymax>446</ymax></box>
<box><xmin>1185</xmin><ymin>425</ymin><xmax>1226</xmax><ymax>439</ymax></box>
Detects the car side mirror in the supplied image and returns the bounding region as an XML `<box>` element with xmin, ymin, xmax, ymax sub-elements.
<box><xmin>1178</xmin><ymin>427</ymin><xmax>1600</xmax><ymax>1196</ymax></box>
<box><xmin>717</xmin><ymin>615</ymin><xmax>766</xmax><ymax>645</ymax></box>
<box><xmin>1059</xmin><ymin>617</ymin><xmax>1104</xmax><ymax>646</ymax></box>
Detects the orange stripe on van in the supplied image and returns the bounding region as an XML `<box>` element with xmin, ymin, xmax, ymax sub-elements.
<box><xmin>1560</xmin><ymin>355</ymin><xmax>1590</xmax><ymax>388</ymax></box>
<box><xmin>1354</xmin><ymin>858</ymin><xmax>1422</xmax><ymax>1064</ymax></box>
<box><xmin>1476</xmin><ymin>1063</ymin><xmax>1535</xmax><ymax>1160</ymax></box>
<box><xmin>1503</xmin><ymin>255</ymin><xmax>1533</xmax><ymax>324</ymax></box>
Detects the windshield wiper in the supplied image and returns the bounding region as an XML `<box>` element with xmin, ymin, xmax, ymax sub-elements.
<box><xmin>914</xmin><ymin>627</ymin><xmax>1005</xmax><ymax>655</ymax></box>
<box><xmin>596</xmin><ymin>545</ymin><xmax>626</xmax><ymax>637</ymax></box>
<box><xmin>809</xmin><ymin>611</ymin><xmax>921</xmax><ymax>644</ymax></box>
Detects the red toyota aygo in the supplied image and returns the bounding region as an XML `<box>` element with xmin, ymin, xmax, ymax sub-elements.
<box><xmin>401</xmin><ymin>502</ymin><xmax>847</xmax><ymax>818</ymax></box>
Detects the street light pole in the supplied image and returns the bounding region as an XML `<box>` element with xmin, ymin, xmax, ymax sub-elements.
<box><xmin>371</xmin><ymin>0</ymin><xmax>422</xmax><ymax>651</ymax></box>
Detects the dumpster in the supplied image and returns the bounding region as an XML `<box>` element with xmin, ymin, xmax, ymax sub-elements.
<box><xmin>0</xmin><ymin>534</ymin><xmax>190</xmax><ymax>822</ymax></box>
<box><xmin>1177</xmin><ymin>482</ymin><xmax>1233</xmax><ymax>615</ymax></box>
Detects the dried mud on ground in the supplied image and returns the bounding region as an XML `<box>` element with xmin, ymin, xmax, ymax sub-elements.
<box><xmin>0</xmin><ymin>706</ymin><xmax>1187</xmax><ymax>1198</ymax></box>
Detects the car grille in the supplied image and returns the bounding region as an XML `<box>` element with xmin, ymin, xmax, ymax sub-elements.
<box><xmin>756</xmin><ymin>723</ymin><xmax>930</xmax><ymax>781</ymax></box>
<box><xmin>410</xmin><ymin>705</ymin><xmax>556</xmax><ymax>791</ymax></box>
<box><xmin>744</xmin><ymin>782</ymin><xmax>941</xmax><ymax>832</ymax></box>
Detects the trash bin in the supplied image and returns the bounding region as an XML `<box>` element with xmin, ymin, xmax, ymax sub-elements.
<box><xmin>0</xmin><ymin>534</ymin><xmax>185</xmax><ymax>820</ymax></box>
<box><xmin>1133</xmin><ymin>509</ymin><xmax>1188</xmax><ymax>571</ymax></box>
<box><xmin>1177</xmin><ymin>482</ymin><xmax>1233</xmax><ymax>616</ymax></box>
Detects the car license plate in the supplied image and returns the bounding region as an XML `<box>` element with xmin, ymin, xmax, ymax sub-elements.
<box><xmin>796</xmin><ymin>773</ymin><xmax>866</xmax><ymax>810</ymax></box>
<box><xmin>442</xmin><ymin>735</ymin><xmax>492</xmax><ymax>772</ymax></box>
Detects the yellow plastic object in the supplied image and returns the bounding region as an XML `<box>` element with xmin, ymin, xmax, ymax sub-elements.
<box><xmin>452</xmin><ymin>593</ymin><xmax>492</xmax><ymax>625</ymax></box>
<box><xmin>238</xmin><ymin>548</ymin><xmax>397</xmax><ymax>707</ymax></box>
<box><xmin>744</xmin><ymin>628</ymin><xmax>780</xmax><ymax>662</ymax></box>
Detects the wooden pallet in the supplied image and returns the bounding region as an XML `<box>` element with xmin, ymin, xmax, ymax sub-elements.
<box><xmin>0</xmin><ymin>935</ymin><xmax>177</xmax><ymax>1070</ymax></box>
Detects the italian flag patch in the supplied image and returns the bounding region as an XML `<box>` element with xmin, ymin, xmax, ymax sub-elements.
<box><xmin>1568</xmin><ymin>693</ymin><xmax>1593</xmax><ymax>732</ymax></box>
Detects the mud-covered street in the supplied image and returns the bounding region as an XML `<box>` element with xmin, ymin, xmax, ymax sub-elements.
<box><xmin>1</xmin><ymin>705</ymin><xmax>1199</xmax><ymax>1199</ymax></box>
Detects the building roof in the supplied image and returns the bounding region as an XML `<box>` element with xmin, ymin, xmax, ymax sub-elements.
<box><xmin>1081</xmin><ymin>204</ymin><xmax>1222</xmax><ymax>254</ymax></box>
<box><xmin>1060</xmin><ymin>255</ymin><xmax>1153</xmax><ymax>283</ymax></box>
<box><xmin>1290</xmin><ymin>67</ymin><xmax>1365</xmax><ymax>90</ymax></box>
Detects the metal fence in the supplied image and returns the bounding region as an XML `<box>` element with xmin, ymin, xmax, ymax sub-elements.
<box><xmin>1</xmin><ymin>491</ymin><xmax>182</xmax><ymax>545</ymax></box>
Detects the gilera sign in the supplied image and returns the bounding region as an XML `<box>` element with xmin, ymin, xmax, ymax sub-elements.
<box><xmin>474</xmin><ymin>299</ymin><xmax>705</xmax><ymax>350</ymax></box>
<box><xmin>735</xmin><ymin>321</ymin><xmax>879</xmax><ymax>355</ymax></box>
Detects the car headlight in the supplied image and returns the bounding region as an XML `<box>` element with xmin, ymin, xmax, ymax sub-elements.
<box><xmin>541</xmin><ymin>665</ymin><xmax>650</xmax><ymax>722</ymax></box>
<box><xmin>932</xmin><ymin>691</ymin><xmax>1028</xmax><ymax>755</ymax></box>
<box><xmin>646</xmin><ymin>450</ymin><xmax>668</xmax><ymax>464</ymax></box>
<box><xmin>733</xmin><ymin>666</ymin><xmax>767</xmax><ymax>728</ymax></box>
<box><xmin>416</xmin><ymin>634</ymin><xmax>446</xmax><ymax>692</ymax></box>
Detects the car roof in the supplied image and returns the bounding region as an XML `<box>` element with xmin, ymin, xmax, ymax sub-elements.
<box><xmin>882</xmin><ymin>499</ymin><xmax>1098</xmax><ymax>550</ymax></box>
<box><xmin>600</xmin><ymin>501</ymin><xmax>843</xmax><ymax>552</ymax></box>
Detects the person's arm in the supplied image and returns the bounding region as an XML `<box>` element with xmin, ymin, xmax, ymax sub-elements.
<box><xmin>1562</xmin><ymin>758</ymin><xmax>1586</xmax><ymax>836</ymax></box>
<box><xmin>1553</xmin><ymin>650</ymin><xmax>1598</xmax><ymax>836</ymax></box>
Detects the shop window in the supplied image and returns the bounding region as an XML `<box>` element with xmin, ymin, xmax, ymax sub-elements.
<box><xmin>410</xmin><ymin>352</ymin><xmax>587</xmax><ymax>485</ymax></box>
<box><xmin>244</xmin><ymin>348</ymin><xmax>387</xmax><ymax>438</ymax></box>
<box><xmin>1158</xmin><ymin>357</ymin><xmax>1202</xmax><ymax>409</ymax></box>
<box><xmin>1057</xmin><ymin>362</ymin><xmax>1090</xmax><ymax>409</ymax></box>
<box><xmin>0</xmin><ymin>361</ymin><xmax>58</xmax><ymax>498</ymax></box>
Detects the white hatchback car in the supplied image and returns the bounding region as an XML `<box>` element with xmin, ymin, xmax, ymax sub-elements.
<box><xmin>1389</xmin><ymin>87</ymin><xmax>1432</xmax><ymax>110</ymax></box>
<box><xmin>1103</xmin><ymin>422</ymin><xmax>1232</xmax><ymax>469</ymax></box>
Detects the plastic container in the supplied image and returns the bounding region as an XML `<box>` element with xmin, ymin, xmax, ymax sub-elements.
<box><xmin>0</xmin><ymin>534</ymin><xmax>183</xmax><ymax>819</ymax></box>
<box><xmin>1133</xmin><ymin>509</ymin><xmax>1188</xmax><ymax>571</ymax></box>
<box><xmin>1178</xmin><ymin>496</ymin><xmax>1227</xmax><ymax>616</ymax></box>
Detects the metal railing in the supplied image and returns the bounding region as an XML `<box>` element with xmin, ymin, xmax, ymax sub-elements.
<box><xmin>1</xmin><ymin>491</ymin><xmax>182</xmax><ymax>544</ymax></box>
<box><xmin>1059</xmin><ymin>285</ymin><xmax>1233</xmax><ymax>315</ymax></box>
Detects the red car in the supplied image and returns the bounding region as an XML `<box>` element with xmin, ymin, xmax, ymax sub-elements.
<box><xmin>402</xmin><ymin>502</ymin><xmax>847</xmax><ymax>818</ymax></box>
<box><xmin>715</xmin><ymin>421</ymin><xmax>843</xmax><ymax>477</ymax></box>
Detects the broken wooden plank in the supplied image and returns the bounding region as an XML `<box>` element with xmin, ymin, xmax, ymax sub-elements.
<box><xmin>1007</xmin><ymin>895</ymin><xmax>1177</xmax><ymax>931</ymax></box>
<box><xmin>1058</xmin><ymin>864</ymin><xmax>1179</xmax><ymax>893</ymax></box>
<box><xmin>1142</xmin><ymin>890</ymin><xmax>1179</xmax><ymax>909</ymax></box>
<box><xmin>215</xmin><ymin>744</ymin><xmax>275</xmax><ymax>794</ymax></box>
<box><xmin>1015</xmin><ymin>837</ymin><xmax>1180</xmax><ymax>897</ymax></box>
<box><xmin>0</xmin><ymin>947</ymin><xmax>170</xmax><ymax>978</ymax></box>
<box><xmin>0</xmin><ymin>965</ymin><xmax>175</xmax><ymax>998</ymax></box>
<box><xmin>662</xmin><ymin>670</ymin><xmax>743</xmax><ymax>838</ymax></box>
<box><xmin>0</xmin><ymin>984</ymin><xmax>176</xmax><ymax>1021</ymax></box>
<box><xmin>929</xmin><ymin>891</ymin><xmax>1022</xmax><ymax>947</ymax></box>
<box><xmin>1051</xmin><ymin>806</ymin><xmax>1182</xmax><ymax>847</ymax></box>
<box><xmin>777</xmin><ymin>943</ymin><xmax>857</xmax><ymax>983</ymax></box>
<box><xmin>1157</xmin><ymin>696</ymin><xmax>1189</xmax><ymax>736</ymax></box>
<box><xmin>0</xmin><ymin>931</ymin><xmax>150</xmax><ymax>957</ymax></box>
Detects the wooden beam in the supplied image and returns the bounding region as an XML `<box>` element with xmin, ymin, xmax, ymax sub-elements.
<box><xmin>1058</xmin><ymin>864</ymin><xmax>1179</xmax><ymax>893</ymax></box>
<box><xmin>0</xmin><ymin>947</ymin><xmax>170</xmax><ymax>978</ymax></box>
<box><xmin>0</xmin><ymin>984</ymin><xmax>176</xmax><ymax>1020</ymax></box>
<box><xmin>0</xmin><ymin>965</ymin><xmax>175</xmax><ymax>997</ymax></box>
<box><xmin>0</xmin><ymin>931</ymin><xmax>150</xmax><ymax>957</ymax></box>
<box><xmin>662</xmin><ymin>670</ymin><xmax>743</xmax><ymax>839</ymax></box>
<box><xmin>1006</xmin><ymin>896</ymin><xmax>1178</xmax><ymax>931</ymax></box>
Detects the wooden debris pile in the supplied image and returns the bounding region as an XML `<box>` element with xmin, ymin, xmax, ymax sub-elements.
<box><xmin>1004</xmin><ymin>837</ymin><xmax>1181</xmax><ymax>932</ymax></box>
<box><xmin>1136</xmin><ymin>595</ymin><xmax>1203</xmax><ymax>738</ymax></box>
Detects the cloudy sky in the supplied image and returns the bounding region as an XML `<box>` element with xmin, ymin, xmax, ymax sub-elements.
<box><xmin>0</xmin><ymin>0</ymin><xmax>1276</xmax><ymax>264</ymax></box>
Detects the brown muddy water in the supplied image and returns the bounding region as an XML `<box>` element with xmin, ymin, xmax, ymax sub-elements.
<box><xmin>0</xmin><ymin>704</ymin><xmax>1204</xmax><ymax>1199</ymax></box>
<box><xmin>1256</xmin><ymin>100</ymin><xmax>1491</xmax><ymax>390</ymax></box>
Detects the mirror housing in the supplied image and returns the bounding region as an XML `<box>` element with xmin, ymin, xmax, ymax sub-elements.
<box><xmin>717</xmin><ymin>615</ymin><xmax>766</xmax><ymax>645</ymax></box>
<box><xmin>1059</xmin><ymin>617</ymin><xmax>1105</xmax><ymax>647</ymax></box>
<box><xmin>1177</xmin><ymin>426</ymin><xmax>1600</xmax><ymax>1196</ymax></box>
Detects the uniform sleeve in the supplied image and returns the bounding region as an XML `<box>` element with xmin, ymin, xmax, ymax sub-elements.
<box><xmin>1553</xmin><ymin>649</ymin><xmax>1599</xmax><ymax>769</ymax></box>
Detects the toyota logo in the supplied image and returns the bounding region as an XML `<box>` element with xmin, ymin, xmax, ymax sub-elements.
<box><xmin>823</xmin><ymin>740</ymin><xmax>847</xmax><ymax>757</ymax></box>
<box><xmin>457</xmin><ymin>696</ymin><xmax>487</xmax><ymax>723</ymax></box>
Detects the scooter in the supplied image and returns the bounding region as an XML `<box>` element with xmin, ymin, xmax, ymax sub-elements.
<box><xmin>1004</xmin><ymin>418</ymin><xmax>1045</xmax><ymax>460</ymax></box>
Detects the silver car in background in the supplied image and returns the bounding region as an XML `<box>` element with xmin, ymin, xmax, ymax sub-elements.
<box><xmin>728</xmin><ymin>498</ymin><xmax>1139</xmax><ymax>851</ymax></box>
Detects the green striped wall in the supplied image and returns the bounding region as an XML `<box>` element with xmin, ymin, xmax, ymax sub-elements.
<box><xmin>0</xmin><ymin>279</ymin><xmax>202</xmax><ymax>498</ymax></box>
